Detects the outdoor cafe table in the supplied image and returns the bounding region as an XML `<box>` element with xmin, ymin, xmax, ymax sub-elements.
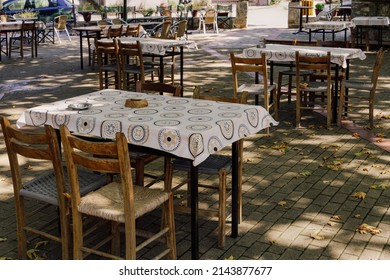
<box><xmin>352</xmin><ymin>16</ymin><xmax>390</xmax><ymax>47</ymax></box>
<box><xmin>242</xmin><ymin>44</ymin><xmax>366</xmax><ymax>122</ymax></box>
<box><xmin>100</xmin><ymin>37</ymin><xmax>197</xmax><ymax>96</ymax></box>
<box><xmin>16</xmin><ymin>89</ymin><xmax>278</xmax><ymax>259</ymax></box>
<box><xmin>303</xmin><ymin>20</ymin><xmax>355</xmax><ymax>42</ymax></box>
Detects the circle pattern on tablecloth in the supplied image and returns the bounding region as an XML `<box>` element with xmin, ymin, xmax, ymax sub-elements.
<box><xmin>218</xmin><ymin>104</ymin><xmax>241</xmax><ymax>111</ymax></box>
<box><xmin>101</xmin><ymin>120</ymin><xmax>121</xmax><ymax>139</ymax></box>
<box><xmin>192</xmin><ymin>101</ymin><xmax>213</xmax><ymax>107</ymax></box>
<box><xmin>29</xmin><ymin>111</ymin><xmax>47</xmax><ymax>126</ymax></box>
<box><xmin>166</xmin><ymin>99</ymin><xmax>190</xmax><ymax>105</ymax></box>
<box><xmin>128</xmin><ymin>125</ymin><xmax>149</xmax><ymax>144</ymax></box>
<box><xmin>188</xmin><ymin>116</ymin><xmax>213</xmax><ymax>122</ymax></box>
<box><xmin>93</xmin><ymin>96</ymin><xmax>116</xmax><ymax>102</ymax></box>
<box><xmin>188</xmin><ymin>108</ymin><xmax>212</xmax><ymax>115</ymax></box>
<box><xmin>163</xmin><ymin>105</ymin><xmax>186</xmax><ymax>111</ymax></box>
<box><xmin>238</xmin><ymin>124</ymin><xmax>250</xmax><ymax>138</ymax></box>
<box><xmin>154</xmin><ymin>120</ymin><xmax>180</xmax><ymax>126</ymax></box>
<box><xmin>128</xmin><ymin>116</ymin><xmax>153</xmax><ymax>122</ymax></box>
<box><xmin>77</xmin><ymin>116</ymin><xmax>96</xmax><ymax>134</ymax></box>
<box><xmin>133</xmin><ymin>109</ymin><xmax>158</xmax><ymax>115</ymax></box>
<box><xmin>52</xmin><ymin>114</ymin><xmax>70</xmax><ymax>128</ymax></box>
<box><xmin>216</xmin><ymin>120</ymin><xmax>234</xmax><ymax>139</ymax></box>
<box><xmin>186</xmin><ymin>124</ymin><xmax>212</xmax><ymax>131</ymax></box>
<box><xmin>218</xmin><ymin>112</ymin><xmax>242</xmax><ymax>118</ymax></box>
<box><xmin>104</xmin><ymin>113</ymin><xmax>128</xmax><ymax>118</ymax></box>
<box><xmin>99</xmin><ymin>90</ymin><xmax>122</xmax><ymax>96</ymax></box>
<box><xmin>208</xmin><ymin>136</ymin><xmax>223</xmax><ymax>153</ymax></box>
<box><xmin>160</xmin><ymin>112</ymin><xmax>184</xmax><ymax>118</ymax></box>
<box><xmin>189</xmin><ymin>133</ymin><xmax>204</xmax><ymax>157</ymax></box>
<box><xmin>111</xmin><ymin>106</ymin><xmax>131</xmax><ymax>112</ymax></box>
<box><xmin>158</xmin><ymin>128</ymin><xmax>180</xmax><ymax>151</ymax></box>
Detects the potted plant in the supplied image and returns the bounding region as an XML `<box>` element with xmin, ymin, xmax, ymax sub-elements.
<box><xmin>315</xmin><ymin>3</ymin><xmax>325</xmax><ymax>15</ymax></box>
<box><xmin>192</xmin><ymin>0</ymin><xmax>209</xmax><ymax>17</ymax></box>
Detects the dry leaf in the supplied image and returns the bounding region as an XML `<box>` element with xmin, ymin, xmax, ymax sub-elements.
<box><xmin>0</xmin><ymin>237</ymin><xmax>7</xmax><ymax>242</ymax></box>
<box><xmin>300</xmin><ymin>171</ymin><xmax>312</xmax><ymax>177</ymax></box>
<box><xmin>352</xmin><ymin>192</ymin><xmax>366</xmax><ymax>200</ymax></box>
<box><xmin>354</xmin><ymin>152</ymin><xmax>364</xmax><ymax>157</ymax></box>
<box><xmin>376</xmin><ymin>133</ymin><xmax>385</xmax><ymax>138</ymax></box>
<box><xmin>0</xmin><ymin>257</ymin><xmax>8</xmax><ymax>260</ymax></box>
<box><xmin>362</xmin><ymin>168</ymin><xmax>369</xmax><ymax>172</ymax></box>
<box><xmin>357</xmin><ymin>224</ymin><xmax>382</xmax><ymax>235</ymax></box>
<box><xmin>271</xmin><ymin>143</ymin><xmax>288</xmax><ymax>153</ymax></box>
<box><xmin>24</xmin><ymin>165</ymin><xmax>33</xmax><ymax>170</ymax></box>
<box><xmin>278</xmin><ymin>200</ymin><xmax>287</xmax><ymax>208</ymax></box>
<box><xmin>376</xmin><ymin>138</ymin><xmax>383</xmax><ymax>143</ymax></box>
<box><xmin>354</xmin><ymin>214</ymin><xmax>361</xmax><ymax>218</ymax></box>
<box><xmin>331</xmin><ymin>215</ymin><xmax>342</xmax><ymax>221</ymax></box>
<box><xmin>225</xmin><ymin>255</ymin><xmax>234</xmax><ymax>260</ymax></box>
<box><xmin>327</xmin><ymin>221</ymin><xmax>337</xmax><ymax>227</ymax></box>
<box><xmin>174</xmin><ymin>194</ymin><xmax>184</xmax><ymax>199</ymax></box>
<box><xmin>352</xmin><ymin>133</ymin><xmax>360</xmax><ymax>138</ymax></box>
<box><xmin>269</xmin><ymin>240</ymin><xmax>276</xmax><ymax>244</ymax></box>
<box><xmin>310</xmin><ymin>230</ymin><xmax>325</xmax><ymax>240</ymax></box>
<box><xmin>34</xmin><ymin>241</ymin><xmax>48</xmax><ymax>249</ymax></box>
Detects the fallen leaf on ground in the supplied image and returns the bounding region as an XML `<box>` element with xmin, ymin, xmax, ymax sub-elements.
<box><xmin>300</xmin><ymin>171</ymin><xmax>312</xmax><ymax>177</ymax></box>
<box><xmin>34</xmin><ymin>241</ymin><xmax>48</xmax><ymax>249</ymax></box>
<box><xmin>271</xmin><ymin>143</ymin><xmax>288</xmax><ymax>153</ymax></box>
<box><xmin>225</xmin><ymin>255</ymin><xmax>234</xmax><ymax>260</ymax></box>
<box><xmin>277</xmin><ymin>200</ymin><xmax>287</xmax><ymax>208</ymax></box>
<box><xmin>376</xmin><ymin>133</ymin><xmax>385</xmax><ymax>138</ymax></box>
<box><xmin>327</xmin><ymin>221</ymin><xmax>337</xmax><ymax>227</ymax></box>
<box><xmin>354</xmin><ymin>214</ymin><xmax>361</xmax><ymax>218</ymax></box>
<box><xmin>354</xmin><ymin>152</ymin><xmax>364</xmax><ymax>157</ymax></box>
<box><xmin>310</xmin><ymin>231</ymin><xmax>325</xmax><ymax>240</ymax></box>
<box><xmin>352</xmin><ymin>133</ymin><xmax>360</xmax><ymax>138</ymax></box>
<box><xmin>24</xmin><ymin>165</ymin><xmax>33</xmax><ymax>170</ymax></box>
<box><xmin>376</xmin><ymin>138</ymin><xmax>383</xmax><ymax>143</ymax></box>
<box><xmin>352</xmin><ymin>192</ymin><xmax>366</xmax><ymax>200</ymax></box>
<box><xmin>269</xmin><ymin>240</ymin><xmax>276</xmax><ymax>244</ymax></box>
<box><xmin>331</xmin><ymin>215</ymin><xmax>342</xmax><ymax>221</ymax></box>
<box><xmin>0</xmin><ymin>237</ymin><xmax>7</xmax><ymax>242</ymax></box>
<box><xmin>357</xmin><ymin>224</ymin><xmax>382</xmax><ymax>235</ymax></box>
<box><xmin>257</xmin><ymin>145</ymin><xmax>268</xmax><ymax>149</ymax></box>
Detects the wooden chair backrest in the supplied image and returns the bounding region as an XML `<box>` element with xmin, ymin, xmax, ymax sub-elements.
<box><xmin>230</xmin><ymin>52</ymin><xmax>269</xmax><ymax>98</ymax></box>
<box><xmin>136</xmin><ymin>81</ymin><xmax>181</xmax><ymax>97</ymax></box>
<box><xmin>176</xmin><ymin>20</ymin><xmax>187</xmax><ymax>38</ymax></box>
<box><xmin>125</xmin><ymin>24</ymin><xmax>141</xmax><ymax>37</ymax></box>
<box><xmin>0</xmin><ymin>116</ymin><xmax>65</xmax><ymax>203</ymax></box>
<box><xmin>159</xmin><ymin>20</ymin><xmax>172</xmax><ymax>39</ymax></box>
<box><xmin>95</xmin><ymin>38</ymin><xmax>119</xmax><ymax>66</ymax></box>
<box><xmin>55</xmin><ymin>15</ymin><xmax>68</xmax><ymax>30</ymax></box>
<box><xmin>107</xmin><ymin>25</ymin><xmax>123</xmax><ymax>38</ymax></box>
<box><xmin>59</xmin><ymin>125</ymin><xmax>134</xmax><ymax>222</ymax></box>
<box><xmin>370</xmin><ymin>47</ymin><xmax>385</xmax><ymax>92</ymax></box>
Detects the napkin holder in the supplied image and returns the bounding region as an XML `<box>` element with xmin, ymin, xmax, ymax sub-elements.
<box><xmin>125</xmin><ymin>98</ymin><xmax>148</xmax><ymax>108</ymax></box>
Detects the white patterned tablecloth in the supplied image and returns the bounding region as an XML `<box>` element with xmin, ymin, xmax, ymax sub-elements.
<box><xmin>352</xmin><ymin>16</ymin><xmax>390</xmax><ymax>26</ymax></box>
<box><xmin>243</xmin><ymin>44</ymin><xmax>366</xmax><ymax>69</ymax></box>
<box><xmin>303</xmin><ymin>20</ymin><xmax>355</xmax><ymax>32</ymax></box>
<box><xmin>17</xmin><ymin>90</ymin><xmax>277</xmax><ymax>166</ymax></box>
<box><xmin>100</xmin><ymin>37</ymin><xmax>197</xmax><ymax>55</ymax></box>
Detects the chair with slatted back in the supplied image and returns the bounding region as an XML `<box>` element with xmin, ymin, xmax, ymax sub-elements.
<box><xmin>106</xmin><ymin>25</ymin><xmax>123</xmax><ymax>39</ymax></box>
<box><xmin>9</xmin><ymin>21</ymin><xmax>37</xmax><ymax>59</ymax></box>
<box><xmin>338</xmin><ymin>47</ymin><xmax>385</xmax><ymax>128</ymax></box>
<box><xmin>118</xmin><ymin>40</ymin><xmax>158</xmax><ymax>90</ymax></box>
<box><xmin>0</xmin><ymin>116</ymin><xmax>109</xmax><ymax>259</ymax></box>
<box><xmin>295</xmin><ymin>51</ymin><xmax>333</xmax><ymax>128</ymax></box>
<box><xmin>165</xmin><ymin>87</ymin><xmax>248</xmax><ymax>248</ymax></box>
<box><xmin>125</xmin><ymin>24</ymin><xmax>141</xmax><ymax>37</ymax></box>
<box><xmin>95</xmin><ymin>38</ymin><xmax>121</xmax><ymax>89</ymax></box>
<box><xmin>60</xmin><ymin>125</ymin><xmax>176</xmax><ymax>260</ymax></box>
<box><xmin>132</xmin><ymin>81</ymin><xmax>181</xmax><ymax>187</ymax></box>
<box><xmin>230</xmin><ymin>51</ymin><xmax>277</xmax><ymax>131</ymax></box>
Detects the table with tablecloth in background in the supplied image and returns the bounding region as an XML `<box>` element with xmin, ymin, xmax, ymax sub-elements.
<box><xmin>352</xmin><ymin>16</ymin><xmax>390</xmax><ymax>47</ymax></box>
<box><xmin>303</xmin><ymin>20</ymin><xmax>355</xmax><ymax>42</ymax></box>
<box><xmin>242</xmin><ymin>44</ymin><xmax>366</xmax><ymax>121</ymax></box>
<box><xmin>17</xmin><ymin>89</ymin><xmax>278</xmax><ymax>259</ymax></box>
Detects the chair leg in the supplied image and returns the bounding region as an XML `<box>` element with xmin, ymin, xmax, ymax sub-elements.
<box><xmin>15</xmin><ymin>196</ymin><xmax>28</xmax><ymax>259</ymax></box>
<box><xmin>165</xmin><ymin>193</ymin><xmax>177</xmax><ymax>259</ymax></box>
<box><xmin>338</xmin><ymin>83</ymin><xmax>345</xmax><ymax>127</ymax></box>
<box><xmin>218</xmin><ymin>170</ymin><xmax>227</xmax><ymax>248</ymax></box>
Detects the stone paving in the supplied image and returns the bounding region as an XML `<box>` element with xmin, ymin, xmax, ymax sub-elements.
<box><xmin>0</xmin><ymin>3</ymin><xmax>389</xmax><ymax>260</ymax></box>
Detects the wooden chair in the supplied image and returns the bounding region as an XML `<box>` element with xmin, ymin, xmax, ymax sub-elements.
<box><xmin>60</xmin><ymin>125</ymin><xmax>176</xmax><ymax>260</ymax></box>
<box><xmin>9</xmin><ymin>21</ymin><xmax>37</xmax><ymax>59</ymax></box>
<box><xmin>230</xmin><ymin>52</ymin><xmax>277</xmax><ymax>132</ymax></box>
<box><xmin>269</xmin><ymin>40</ymin><xmax>319</xmax><ymax>111</ymax></box>
<box><xmin>200</xmin><ymin>9</ymin><xmax>219</xmax><ymax>34</ymax></box>
<box><xmin>95</xmin><ymin>38</ymin><xmax>121</xmax><ymax>89</ymax></box>
<box><xmin>106</xmin><ymin>25</ymin><xmax>123</xmax><ymax>38</ymax></box>
<box><xmin>125</xmin><ymin>24</ymin><xmax>141</xmax><ymax>37</ymax></box>
<box><xmin>338</xmin><ymin>47</ymin><xmax>385</xmax><ymax>128</ymax></box>
<box><xmin>295</xmin><ymin>51</ymin><xmax>333</xmax><ymax>128</ymax></box>
<box><xmin>165</xmin><ymin>87</ymin><xmax>248</xmax><ymax>248</ymax></box>
<box><xmin>117</xmin><ymin>39</ymin><xmax>157</xmax><ymax>90</ymax></box>
<box><xmin>131</xmin><ymin>81</ymin><xmax>181</xmax><ymax>187</ymax></box>
<box><xmin>0</xmin><ymin>116</ymin><xmax>109</xmax><ymax>259</ymax></box>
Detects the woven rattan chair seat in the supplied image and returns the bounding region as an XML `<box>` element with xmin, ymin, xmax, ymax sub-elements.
<box><xmin>21</xmin><ymin>166</ymin><xmax>109</xmax><ymax>206</ymax></box>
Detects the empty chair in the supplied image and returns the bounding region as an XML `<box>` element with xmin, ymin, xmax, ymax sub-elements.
<box><xmin>0</xmin><ymin>116</ymin><xmax>108</xmax><ymax>259</ymax></box>
<box><xmin>125</xmin><ymin>24</ymin><xmax>141</xmax><ymax>37</ymax></box>
<box><xmin>165</xmin><ymin>87</ymin><xmax>248</xmax><ymax>248</ymax></box>
<box><xmin>95</xmin><ymin>38</ymin><xmax>121</xmax><ymax>89</ymax></box>
<box><xmin>200</xmin><ymin>9</ymin><xmax>219</xmax><ymax>34</ymax></box>
<box><xmin>54</xmin><ymin>15</ymin><xmax>71</xmax><ymax>42</ymax></box>
<box><xmin>230</xmin><ymin>52</ymin><xmax>277</xmax><ymax>131</ymax></box>
<box><xmin>338</xmin><ymin>47</ymin><xmax>385</xmax><ymax>128</ymax></box>
<box><xmin>295</xmin><ymin>51</ymin><xmax>333</xmax><ymax>128</ymax></box>
<box><xmin>106</xmin><ymin>25</ymin><xmax>123</xmax><ymax>38</ymax></box>
<box><xmin>60</xmin><ymin>125</ymin><xmax>176</xmax><ymax>260</ymax></box>
<box><xmin>117</xmin><ymin>40</ymin><xmax>157</xmax><ymax>90</ymax></box>
<box><xmin>9</xmin><ymin>21</ymin><xmax>37</xmax><ymax>59</ymax></box>
<box><xmin>131</xmin><ymin>81</ymin><xmax>181</xmax><ymax>187</ymax></box>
